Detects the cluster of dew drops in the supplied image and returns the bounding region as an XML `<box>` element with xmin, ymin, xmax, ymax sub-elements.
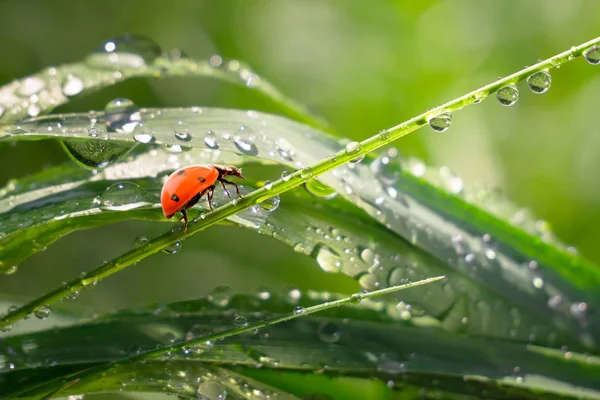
<box><xmin>0</xmin><ymin>34</ymin><xmax>261</xmax><ymax>121</ymax></box>
<box><xmin>426</xmin><ymin>45</ymin><xmax>600</xmax><ymax>133</ymax></box>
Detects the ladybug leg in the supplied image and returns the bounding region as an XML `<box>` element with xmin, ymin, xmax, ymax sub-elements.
<box><xmin>180</xmin><ymin>209</ymin><xmax>188</xmax><ymax>233</ymax></box>
<box><xmin>207</xmin><ymin>186</ymin><xmax>215</xmax><ymax>211</ymax></box>
<box><xmin>220</xmin><ymin>179</ymin><xmax>242</xmax><ymax>198</ymax></box>
<box><xmin>219</xmin><ymin>180</ymin><xmax>232</xmax><ymax>199</ymax></box>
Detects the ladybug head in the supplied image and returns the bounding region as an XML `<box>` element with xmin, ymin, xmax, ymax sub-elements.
<box><xmin>212</xmin><ymin>164</ymin><xmax>245</xmax><ymax>180</ymax></box>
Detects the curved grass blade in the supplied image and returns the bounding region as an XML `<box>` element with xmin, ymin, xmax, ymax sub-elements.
<box><xmin>2</xmin><ymin>38</ymin><xmax>600</xmax><ymax>348</ymax></box>
<box><xmin>3</xmin><ymin>284</ymin><xmax>599</xmax><ymax>400</ymax></box>
<box><xmin>0</xmin><ymin>34</ymin><xmax>326</xmax><ymax>130</ymax></box>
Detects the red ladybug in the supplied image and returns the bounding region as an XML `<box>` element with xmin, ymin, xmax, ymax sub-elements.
<box><xmin>161</xmin><ymin>164</ymin><xmax>245</xmax><ymax>232</ymax></box>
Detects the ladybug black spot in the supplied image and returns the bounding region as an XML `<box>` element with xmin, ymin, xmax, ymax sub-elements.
<box><xmin>171</xmin><ymin>193</ymin><xmax>180</xmax><ymax>202</ymax></box>
<box><xmin>177</xmin><ymin>170</ymin><xmax>186</xmax><ymax>176</ymax></box>
<box><xmin>198</xmin><ymin>176</ymin><xmax>206</xmax><ymax>183</ymax></box>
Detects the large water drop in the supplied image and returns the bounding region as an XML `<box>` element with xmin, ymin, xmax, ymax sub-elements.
<box><xmin>583</xmin><ymin>46</ymin><xmax>600</xmax><ymax>65</ymax></box>
<box><xmin>105</xmin><ymin>98</ymin><xmax>141</xmax><ymax>134</ymax></box>
<box><xmin>526</xmin><ymin>71</ymin><xmax>552</xmax><ymax>94</ymax></box>
<box><xmin>313</xmin><ymin>244</ymin><xmax>343</xmax><ymax>273</ymax></box>
<box><xmin>428</xmin><ymin>112</ymin><xmax>452</xmax><ymax>132</ymax></box>
<box><xmin>497</xmin><ymin>85</ymin><xmax>519</xmax><ymax>106</ymax></box>
<box><xmin>99</xmin><ymin>182</ymin><xmax>152</xmax><ymax>211</ymax></box>
<box><xmin>86</xmin><ymin>34</ymin><xmax>161</xmax><ymax>70</ymax></box>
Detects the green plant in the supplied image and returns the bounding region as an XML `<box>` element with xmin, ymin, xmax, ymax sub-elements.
<box><xmin>1</xmin><ymin>32</ymin><xmax>600</xmax><ymax>399</ymax></box>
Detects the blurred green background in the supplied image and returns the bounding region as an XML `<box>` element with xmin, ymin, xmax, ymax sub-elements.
<box><xmin>1</xmin><ymin>0</ymin><xmax>600</xmax><ymax>316</ymax></box>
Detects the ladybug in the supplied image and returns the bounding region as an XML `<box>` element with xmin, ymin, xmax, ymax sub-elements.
<box><xmin>161</xmin><ymin>164</ymin><xmax>245</xmax><ymax>232</ymax></box>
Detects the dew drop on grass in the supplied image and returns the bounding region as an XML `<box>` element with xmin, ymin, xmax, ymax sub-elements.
<box><xmin>34</xmin><ymin>306</ymin><xmax>51</xmax><ymax>320</ymax></box>
<box><xmin>281</xmin><ymin>170</ymin><xmax>291</xmax><ymax>181</ymax></box>
<box><xmin>532</xmin><ymin>277</ymin><xmax>544</xmax><ymax>289</ymax></box>
<box><xmin>526</xmin><ymin>71</ymin><xmax>552</xmax><ymax>94</ymax></box>
<box><xmin>133</xmin><ymin>236</ymin><xmax>149</xmax><ymax>248</ymax></box>
<box><xmin>345</xmin><ymin>141</ymin><xmax>364</xmax><ymax>163</ymax></box>
<box><xmin>174</xmin><ymin>121</ymin><xmax>192</xmax><ymax>141</ymax></box>
<box><xmin>428</xmin><ymin>112</ymin><xmax>452</xmax><ymax>132</ymax></box>
<box><xmin>197</xmin><ymin>380</ymin><xmax>227</xmax><ymax>400</ymax></box>
<box><xmin>100</xmin><ymin>182</ymin><xmax>152</xmax><ymax>211</ymax></box>
<box><xmin>86</xmin><ymin>34</ymin><xmax>161</xmax><ymax>70</ymax></box>
<box><xmin>350</xmin><ymin>293</ymin><xmax>362</xmax><ymax>304</ymax></box>
<box><xmin>4</xmin><ymin>265</ymin><xmax>18</xmax><ymax>275</ymax></box>
<box><xmin>300</xmin><ymin>167</ymin><xmax>313</xmax><ymax>179</ymax></box>
<box><xmin>313</xmin><ymin>244</ymin><xmax>343</xmax><ymax>273</ymax></box>
<box><xmin>162</xmin><ymin>241</ymin><xmax>182</xmax><ymax>254</ymax></box>
<box><xmin>259</xmin><ymin>195</ymin><xmax>280</xmax><ymax>212</ymax></box>
<box><xmin>275</xmin><ymin>138</ymin><xmax>295</xmax><ymax>161</ymax></box>
<box><xmin>359</xmin><ymin>248</ymin><xmax>376</xmax><ymax>266</ymax></box>
<box><xmin>233</xmin><ymin>315</ymin><xmax>248</xmax><ymax>328</ymax></box>
<box><xmin>317</xmin><ymin>322</ymin><xmax>341</xmax><ymax>344</ymax></box>
<box><xmin>263</xmin><ymin>180</ymin><xmax>273</xmax><ymax>190</ymax></box>
<box><xmin>204</xmin><ymin>131</ymin><xmax>219</xmax><ymax>149</ymax></box>
<box><xmin>233</xmin><ymin>136</ymin><xmax>258</xmax><ymax>156</ymax></box>
<box><xmin>208</xmin><ymin>285</ymin><xmax>233</xmax><ymax>307</ymax></box>
<box><xmin>16</xmin><ymin>77</ymin><xmax>45</xmax><ymax>97</ymax></box>
<box><xmin>61</xmin><ymin>74</ymin><xmax>85</xmax><ymax>97</ymax></box>
<box><xmin>497</xmin><ymin>85</ymin><xmax>519</xmax><ymax>106</ymax></box>
<box><xmin>583</xmin><ymin>46</ymin><xmax>600</xmax><ymax>65</ymax></box>
<box><xmin>304</xmin><ymin>179</ymin><xmax>337</xmax><ymax>199</ymax></box>
<box><xmin>293</xmin><ymin>306</ymin><xmax>306</xmax><ymax>315</ymax></box>
<box><xmin>132</xmin><ymin>123</ymin><xmax>155</xmax><ymax>143</ymax></box>
<box><xmin>105</xmin><ymin>98</ymin><xmax>141</xmax><ymax>134</ymax></box>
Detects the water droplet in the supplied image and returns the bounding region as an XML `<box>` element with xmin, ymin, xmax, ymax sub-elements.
<box><xmin>428</xmin><ymin>112</ymin><xmax>452</xmax><ymax>132</ymax></box>
<box><xmin>526</xmin><ymin>71</ymin><xmax>551</xmax><ymax>94</ymax></box>
<box><xmin>281</xmin><ymin>171</ymin><xmax>291</xmax><ymax>181</ymax></box>
<box><xmin>257</xmin><ymin>288</ymin><xmax>271</xmax><ymax>300</ymax></box>
<box><xmin>27</xmin><ymin>103</ymin><xmax>41</xmax><ymax>117</ymax></box>
<box><xmin>583</xmin><ymin>46</ymin><xmax>600</xmax><ymax>65</ymax></box>
<box><xmin>204</xmin><ymin>131</ymin><xmax>219</xmax><ymax>149</ymax></box>
<box><xmin>4</xmin><ymin>265</ymin><xmax>18</xmax><ymax>275</ymax></box>
<box><xmin>100</xmin><ymin>182</ymin><xmax>152</xmax><ymax>211</ymax></box>
<box><xmin>174</xmin><ymin>121</ymin><xmax>192</xmax><ymax>141</ymax></box>
<box><xmin>300</xmin><ymin>167</ymin><xmax>313</xmax><ymax>179</ymax></box>
<box><xmin>34</xmin><ymin>306</ymin><xmax>51</xmax><ymax>320</ymax></box>
<box><xmin>233</xmin><ymin>136</ymin><xmax>258</xmax><ymax>156</ymax></box>
<box><xmin>275</xmin><ymin>138</ymin><xmax>295</xmax><ymax>161</ymax></box>
<box><xmin>105</xmin><ymin>98</ymin><xmax>141</xmax><ymax>134</ymax></box>
<box><xmin>350</xmin><ymin>293</ymin><xmax>362</xmax><ymax>304</ymax></box>
<box><xmin>133</xmin><ymin>236</ymin><xmax>149</xmax><ymax>248</ymax></box>
<box><xmin>313</xmin><ymin>244</ymin><xmax>343</xmax><ymax>273</ymax></box>
<box><xmin>293</xmin><ymin>306</ymin><xmax>306</xmax><ymax>315</ymax></box>
<box><xmin>17</xmin><ymin>77</ymin><xmax>45</xmax><ymax>97</ymax></box>
<box><xmin>345</xmin><ymin>141</ymin><xmax>364</xmax><ymax>163</ymax></box>
<box><xmin>532</xmin><ymin>277</ymin><xmax>544</xmax><ymax>289</ymax></box>
<box><xmin>132</xmin><ymin>123</ymin><xmax>155</xmax><ymax>143</ymax></box>
<box><xmin>570</xmin><ymin>302</ymin><xmax>589</xmax><ymax>325</ymax></box>
<box><xmin>86</xmin><ymin>34</ymin><xmax>161</xmax><ymax>70</ymax></box>
<box><xmin>497</xmin><ymin>85</ymin><xmax>519</xmax><ymax>106</ymax></box>
<box><xmin>317</xmin><ymin>322</ymin><xmax>341</xmax><ymax>344</ymax></box>
<box><xmin>359</xmin><ymin>248</ymin><xmax>376</xmax><ymax>266</ymax></box>
<box><xmin>259</xmin><ymin>195</ymin><xmax>280</xmax><ymax>212</ymax></box>
<box><xmin>63</xmin><ymin>140</ymin><xmax>129</xmax><ymax>168</ymax></box>
<box><xmin>263</xmin><ymin>180</ymin><xmax>273</xmax><ymax>190</ymax></box>
<box><xmin>62</xmin><ymin>75</ymin><xmax>84</xmax><ymax>97</ymax></box>
<box><xmin>472</xmin><ymin>92</ymin><xmax>487</xmax><ymax>104</ymax></box>
<box><xmin>548</xmin><ymin>295</ymin><xmax>563</xmax><ymax>309</ymax></box>
<box><xmin>304</xmin><ymin>179</ymin><xmax>337</xmax><ymax>199</ymax></box>
<box><xmin>234</xmin><ymin>315</ymin><xmax>249</xmax><ymax>328</ymax></box>
<box><xmin>163</xmin><ymin>241</ymin><xmax>182</xmax><ymax>254</ymax></box>
<box><xmin>197</xmin><ymin>380</ymin><xmax>227</xmax><ymax>400</ymax></box>
<box><xmin>208</xmin><ymin>285</ymin><xmax>233</xmax><ymax>307</ymax></box>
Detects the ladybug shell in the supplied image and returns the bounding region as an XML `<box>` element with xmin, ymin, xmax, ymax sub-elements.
<box><xmin>161</xmin><ymin>165</ymin><xmax>219</xmax><ymax>218</ymax></box>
